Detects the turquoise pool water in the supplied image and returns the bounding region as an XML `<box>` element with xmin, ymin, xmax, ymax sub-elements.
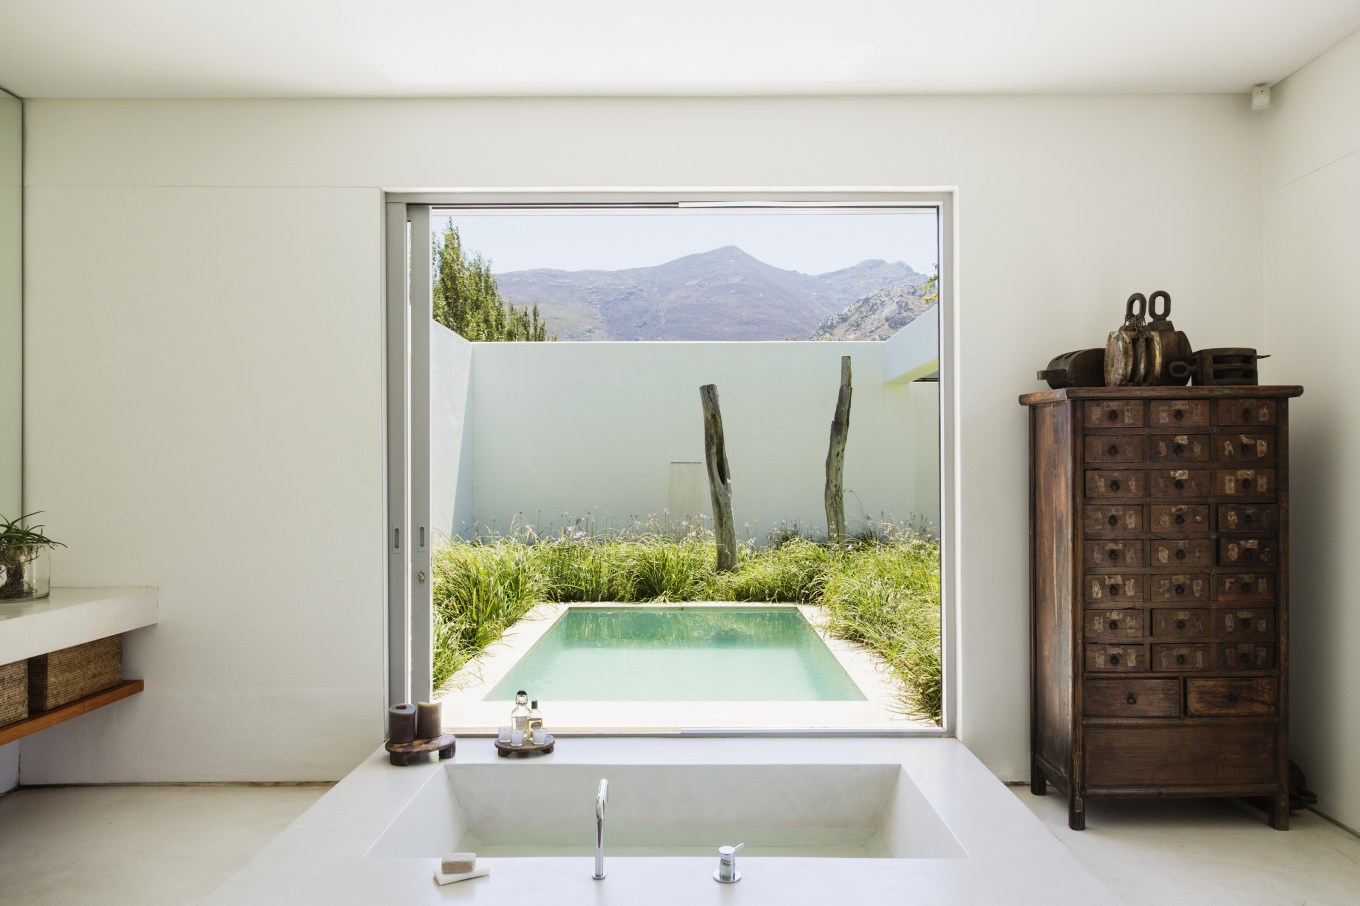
<box><xmin>485</xmin><ymin>607</ymin><xmax>866</xmax><ymax>701</ymax></box>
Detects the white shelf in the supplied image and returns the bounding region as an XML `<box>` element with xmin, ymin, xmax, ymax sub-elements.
<box><xmin>0</xmin><ymin>587</ymin><xmax>158</xmax><ymax>664</ymax></box>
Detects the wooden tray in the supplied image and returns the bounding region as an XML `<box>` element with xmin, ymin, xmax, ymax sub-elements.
<box><xmin>495</xmin><ymin>733</ymin><xmax>555</xmax><ymax>757</ymax></box>
<box><xmin>385</xmin><ymin>732</ymin><xmax>456</xmax><ymax>766</ymax></box>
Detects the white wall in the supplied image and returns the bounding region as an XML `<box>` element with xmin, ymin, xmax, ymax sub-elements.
<box><xmin>1262</xmin><ymin>28</ymin><xmax>1360</xmax><ymax>831</ymax></box>
<box><xmin>20</xmin><ymin>95</ymin><xmax>1262</xmax><ymax>782</ymax></box>
<box><xmin>431</xmin><ymin>322</ymin><xmax>474</xmax><ymax>542</ymax></box>
<box><xmin>464</xmin><ymin>342</ymin><xmax>935</xmax><ymax>540</ymax></box>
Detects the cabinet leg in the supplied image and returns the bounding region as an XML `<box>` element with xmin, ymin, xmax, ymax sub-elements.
<box><xmin>1269</xmin><ymin>794</ymin><xmax>1290</xmax><ymax>830</ymax></box>
<box><xmin>1030</xmin><ymin>758</ymin><xmax>1047</xmax><ymax>796</ymax></box>
<box><xmin>1068</xmin><ymin>793</ymin><xmax>1086</xmax><ymax>831</ymax></box>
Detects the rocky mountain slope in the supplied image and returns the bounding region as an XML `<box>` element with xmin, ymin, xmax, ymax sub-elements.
<box><xmin>494</xmin><ymin>246</ymin><xmax>923</xmax><ymax>341</ymax></box>
<box><xmin>809</xmin><ymin>277</ymin><xmax>935</xmax><ymax>340</ymax></box>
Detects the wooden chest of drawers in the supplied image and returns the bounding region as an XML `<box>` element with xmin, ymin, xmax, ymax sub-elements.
<box><xmin>1019</xmin><ymin>386</ymin><xmax>1302</xmax><ymax>830</ymax></box>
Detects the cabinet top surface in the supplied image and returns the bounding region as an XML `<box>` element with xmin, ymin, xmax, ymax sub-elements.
<box><xmin>1019</xmin><ymin>385</ymin><xmax>1304</xmax><ymax>407</ymax></box>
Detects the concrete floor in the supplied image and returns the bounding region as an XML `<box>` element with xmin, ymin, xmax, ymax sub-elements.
<box><xmin>1</xmin><ymin>782</ymin><xmax>1358</xmax><ymax>904</ymax></box>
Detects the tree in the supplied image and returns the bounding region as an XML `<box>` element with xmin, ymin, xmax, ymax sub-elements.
<box><xmin>431</xmin><ymin>224</ymin><xmax>554</xmax><ymax>342</ymax></box>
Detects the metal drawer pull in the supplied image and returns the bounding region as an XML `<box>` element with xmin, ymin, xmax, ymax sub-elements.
<box><xmin>1108</xmin><ymin>444</ymin><xmax>1119</xmax><ymax>456</ymax></box>
<box><xmin>1109</xmin><ymin>550</ymin><xmax>1120</xmax><ymax>561</ymax></box>
<box><xmin>1176</xmin><ymin>654</ymin><xmax>1187</xmax><ymax>665</ymax></box>
<box><xmin>1109</xmin><ymin>619</ymin><xmax>1120</xmax><ymax>631</ymax></box>
<box><xmin>1244</xmin><ymin>514</ymin><xmax>1254</xmax><ymax>524</ymax></box>
<box><xmin>1241</xmin><ymin>616</ymin><xmax>1253</xmax><ymax>628</ymax></box>
<box><xmin>1125</xmin><ymin>693</ymin><xmax>1138</xmax><ymax>705</ymax></box>
<box><xmin>1242</xmin><ymin>407</ymin><xmax>1252</xmax><ymax>421</ymax></box>
<box><xmin>1242</xmin><ymin>479</ymin><xmax>1253</xmax><ymax>490</ymax></box>
<box><xmin>1173</xmin><ymin>443</ymin><xmax>1185</xmax><ymax>455</ymax></box>
<box><xmin>1109</xmin><ymin>584</ymin><xmax>1120</xmax><ymax>596</ymax></box>
<box><xmin>1240</xmin><ymin>652</ymin><xmax>1253</xmax><ymax>665</ymax></box>
<box><xmin>1175</xmin><ymin>619</ymin><xmax>1187</xmax><ymax>629</ymax></box>
<box><xmin>1241</xmin><ymin>442</ymin><xmax>1253</xmax><ymax>453</ymax></box>
<box><xmin>1107</xmin><ymin>409</ymin><xmax>1119</xmax><ymax>421</ymax></box>
<box><xmin>1243</xmin><ymin>548</ymin><xmax>1255</xmax><ymax>560</ymax></box>
<box><xmin>1227</xmin><ymin>692</ymin><xmax>1239</xmax><ymax>703</ymax></box>
<box><xmin>1174</xmin><ymin>410</ymin><xmax>1185</xmax><ymax>421</ymax></box>
<box><xmin>1109</xmin><ymin>653</ymin><xmax>1121</xmax><ymax>665</ymax></box>
<box><xmin>1174</xmin><ymin>479</ymin><xmax>1185</xmax><ymax>490</ymax></box>
<box><xmin>1175</xmin><ymin>515</ymin><xmax>1186</xmax><ymax>525</ymax></box>
<box><xmin>1111</xmin><ymin>480</ymin><xmax>1121</xmax><ymax>491</ymax></box>
<box><xmin>1175</xmin><ymin>585</ymin><xmax>1186</xmax><ymax>596</ymax></box>
<box><xmin>1108</xmin><ymin>515</ymin><xmax>1118</xmax><ymax>526</ymax></box>
<box><xmin>1240</xmin><ymin>581</ymin><xmax>1252</xmax><ymax>593</ymax></box>
<box><xmin>1175</xmin><ymin>549</ymin><xmax>1186</xmax><ymax>560</ymax></box>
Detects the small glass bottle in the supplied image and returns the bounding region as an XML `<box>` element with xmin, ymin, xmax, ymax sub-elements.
<box><xmin>527</xmin><ymin>700</ymin><xmax>544</xmax><ymax>741</ymax></box>
<box><xmin>510</xmin><ymin>690</ymin><xmax>530</xmax><ymax>743</ymax></box>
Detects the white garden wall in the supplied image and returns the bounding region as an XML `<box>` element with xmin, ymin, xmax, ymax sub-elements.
<box><xmin>454</xmin><ymin>341</ymin><xmax>938</xmax><ymax>542</ymax></box>
<box><xmin>1261</xmin><ymin>28</ymin><xmax>1360</xmax><ymax>832</ymax></box>
<box><xmin>431</xmin><ymin>323</ymin><xmax>474</xmax><ymax>542</ymax></box>
<box><xmin>19</xmin><ymin>94</ymin><xmax>1261</xmax><ymax>783</ymax></box>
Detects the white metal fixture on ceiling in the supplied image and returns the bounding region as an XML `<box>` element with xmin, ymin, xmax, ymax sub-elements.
<box><xmin>0</xmin><ymin>0</ymin><xmax>1358</xmax><ymax>98</ymax></box>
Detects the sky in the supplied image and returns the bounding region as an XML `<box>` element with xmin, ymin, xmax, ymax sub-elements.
<box><xmin>436</xmin><ymin>211</ymin><xmax>938</xmax><ymax>276</ymax></box>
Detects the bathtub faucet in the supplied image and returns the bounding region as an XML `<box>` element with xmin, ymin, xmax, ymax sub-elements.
<box><xmin>593</xmin><ymin>778</ymin><xmax>609</xmax><ymax>880</ymax></box>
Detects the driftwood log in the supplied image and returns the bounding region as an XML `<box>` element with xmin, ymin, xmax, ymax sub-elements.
<box><xmin>700</xmin><ymin>383</ymin><xmax>738</xmax><ymax>571</ymax></box>
<box><xmin>825</xmin><ymin>356</ymin><xmax>853</xmax><ymax>545</ymax></box>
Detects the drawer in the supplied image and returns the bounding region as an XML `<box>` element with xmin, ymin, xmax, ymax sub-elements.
<box><xmin>1214</xmin><ymin>469</ymin><xmax>1276</xmax><ymax>498</ymax></box>
<box><xmin>1150</xmin><ymin>399</ymin><xmax>1211</xmax><ymax>427</ymax></box>
<box><xmin>1086</xmin><ymin>609</ymin><xmax>1144</xmax><ymax>640</ymax></box>
<box><xmin>1220</xmin><ymin>642</ymin><xmax>1275</xmax><ymax>670</ymax></box>
<box><xmin>1086</xmin><ymin>643</ymin><xmax>1146</xmax><ymax>672</ymax></box>
<box><xmin>1218</xmin><ymin>607</ymin><xmax>1276</xmax><ymax>638</ymax></box>
<box><xmin>1214</xmin><ymin>433</ymin><xmax>1276</xmax><ymax>463</ymax></box>
<box><xmin>1218</xmin><ymin>504</ymin><xmax>1279</xmax><ymax>533</ymax></box>
<box><xmin>1086</xmin><ymin>469</ymin><xmax>1146</xmax><ymax>498</ymax></box>
<box><xmin>1084</xmin><ymin>679</ymin><xmax>1180</xmax><ymax>718</ymax></box>
<box><xmin>1151</xmin><ymin>608</ymin><xmax>1211</xmax><ymax>638</ymax></box>
<box><xmin>1217</xmin><ymin>572</ymin><xmax>1276</xmax><ymax>602</ymax></box>
<box><xmin>1149</xmin><ymin>539</ymin><xmax>1213</xmax><ymax>568</ymax></box>
<box><xmin>1218</xmin><ymin>537</ymin><xmax>1278</xmax><ymax>567</ymax></box>
<box><xmin>1149</xmin><ymin>505</ymin><xmax>1210</xmax><ymax>534</ymax></box>
<box><xmin>1149</xmin><ymin>434</ymin><xmax>1210</xmax><ymax>463</ymax></box>
<box><xmin>1217</xmin><ymin>399</ymin><xmax>1278</xmax><ymax>427</ymax></box>
<box><xmin>1152</xmin><ymin>643</ymin><xmax>1212</xmax><ymax>672</ymax></box>
<box><xmin>1087</xmin><ymin>540</ymin><xmax>1145</xmax><ymax>570</ymax></box>
<box><xmin>1151</xmin><ymin>574</ymin><xmax>1210</xmax><ymax>603</ymax></box>
<box><xmin>1084</xmin><ymin>574</ymin><xmax>1145</xmax><ymax>603</ymax></box>
<box><xmin>1186</xmin><ymin>678</ymin><xmax>1279</xmax><ymax>717</ymax></box>
<box><xmin>1149</xmin><ymin>469</ymin><xmax>1211</xmax><ymax>498</ymax></box>
<box><xmin>1085</xmin><ymin>400</ymin><xmax>1144</xmax><ymax>428</ymax></box>
<box><xmin>1085</xmin><ymin>434</ymin><xmax>1146</xmax><ymax>464</ymax></box>
<box><xmin>1085</xmin><ymin>504</ymin><xmax>1143</xmax><ymax>536</ymax></box>
<box><xmin>1085</xmin><ymin>725</ymin><xmax>1277</xmax><ymax>788</ymax></box>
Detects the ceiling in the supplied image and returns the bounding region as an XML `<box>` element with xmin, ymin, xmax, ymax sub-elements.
<box><xmin>2</xmin><ymin>1</ymin><xmax>1359</xmax><ymax>99</ymax></box>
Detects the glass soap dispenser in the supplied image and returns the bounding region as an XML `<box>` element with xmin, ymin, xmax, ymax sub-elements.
<box><xmin>510</xmin><ymin>690</ymin><xmax>531</xmax><ymax>742</ymax></box>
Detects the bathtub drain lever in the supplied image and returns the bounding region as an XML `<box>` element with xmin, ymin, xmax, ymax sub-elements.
<box><xmin>714</xmin><ymin>842</ymin><xmax>744</xmax><ymax>883</ymax></box>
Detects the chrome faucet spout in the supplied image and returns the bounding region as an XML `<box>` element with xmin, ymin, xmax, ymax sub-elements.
<box><xmin>593</xmin><ymin>779</ymin><xmax>609</xmax><ymax>880</ymax></box>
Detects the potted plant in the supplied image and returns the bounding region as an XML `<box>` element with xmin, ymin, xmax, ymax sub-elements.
<box><xmin>0</xmin><ymin>513</ymin><xmax>65</xmax><ymax>601</ymax></box>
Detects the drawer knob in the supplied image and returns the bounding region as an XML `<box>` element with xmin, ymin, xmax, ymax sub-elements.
<box><xmin>1175</xmin><ymin>585</ymin><xmax>1186</xmax><ymax>596</ymax></box>
<box><xmin>1242</xmin><ymin>479</ymin><xmax>1253</xmax><ymax>490</ymax></box>
<box><xmin>1125</xmin><ymin>693</ymin><xmax>1138</xmax><ymax>705</ymax></box>
<box><xmin>1108</xmin><ymin>444</ymin><xmax>1119</xmax><ymax>456</ymax></box>
<box><xmin>1174</xmin><ymin>410</ymin><xmax>1185</xmax><ymax>421</ymax></box>
<box><xmin>1176</xmin><ymin>653</ymin><xmax>1187</xmax><ymax>665</ymax></box>
<box><xmin>1109</xmin><ymin>619</ymin><xmax>1120</xmax><ymax>631</ymax></box>
<box><xmin>1241</xmin><ymin>581</ymin><xmax>1252</xmax><ymax>593</ymax></box>
<box><xmin>1242</xmin><ymin>407</ymin><xmax>1252</xmax><ymax>421</ymax></box>
<box><xmin>1227</xmin><ymin>692</ymin><xmax>1239</xmax><ymax>703</ymax></box>
<box><xmin>1244</xmin><ymin>514</ymin><xmax>1254</xmax><ymax>525</ymax></box>
<box><xmin>1174</xmin><ymin>479</ymin><xmax>1185</xmax><ymax>490</ymax></box>
<box><xmin>1109</xmin><ymin>584</ymin><xmax>1120</xmax><ymax>596</ymax></box>
<box><xmin>1109</xmin><ymin>653</ymin><xmax>1121</xmax><ymax>665</ymax></box>
<box><xmin>1241</xmin><ymin>616</ymin><xmax>1253</xmax><ymax>628</ymax></box>
<box><xmin>1111</xmin><ymin>480</ymin><xmax>1122</xmax><ymax>491</ymax></box>
<box><xmin>1173</xmin><ymin>443</ymin><xmax>1186</xmax><ymax>455</ymax></box>
<box><xmin>1175</xmin><ymin>618</ymin><xmax>1187</xmax><ymax>629</ymax></box>
<box><xmin>1175</xmin><ymin>515</ymin><xmax>1186</xmax><ymax>525</ymax></box>
<box><xmin>1243</xmin><ymin>548</ymin><xmax>1256</xmax><ymax>560</ymax></box>
<box><xmin>1175</xmin><ymin>549</ymin><xmax>1186</xmax><ymax>560</ymax></box>
<box><xmin>1240</xmin><ymin>652</ymin><xmax>1253</xmax><ymax>665</ymax></box>
<box><xmin>1241</xmin><ymin>442</ymin><xmax>1254</xmax><ymax>453</ymax></box>
<box><xmin>1107</xmin><ymin>409</ymin><xmax>1119</xmax><ymax>422</ymax></box>
<box><xmin>1108</xmin><ymin>515</ymin><xmax>1118</xmax><ymax>526</ymax></box>
<box><xmin>1109</xmin><ymin>549</ymin><xmax>1120</xmax><ymax>561</ymax></box>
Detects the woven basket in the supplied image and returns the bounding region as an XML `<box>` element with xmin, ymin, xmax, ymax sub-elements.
<box><xmin>29</xmin><ymin>635</ymin><xmax>122</xmax><ymax>711</ymax></box>
<box><xmin>0</xmin><ymin>659</ymin><xmax>26</xmax><ymax>727</ymax></box>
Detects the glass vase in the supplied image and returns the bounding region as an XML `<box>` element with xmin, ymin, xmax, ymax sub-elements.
<box><xmin>0</xmin><ymin>544</ymin><xmax>51</xmax><ymax>601</ymax></box>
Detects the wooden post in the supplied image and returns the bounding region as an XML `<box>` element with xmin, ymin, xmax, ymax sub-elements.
<box><xmin>700</xmin><ymin>384</ymin><xmax>738</xmax><ymax>571</ymax></box>
<box><xmin>825</xmin><ymin>356</ymin><xmax>853</xmax><ymax>545</ymax></box>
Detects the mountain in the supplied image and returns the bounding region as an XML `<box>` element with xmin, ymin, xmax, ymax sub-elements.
<box><xmin>493</xmin><ymin>247</ymin><xmax>923</xmax><ymax>341</ymax></box>
<box><xmin>810</xmin><ymin>279</ymin><xmax>936</xmax><ymax>341</ymax></box>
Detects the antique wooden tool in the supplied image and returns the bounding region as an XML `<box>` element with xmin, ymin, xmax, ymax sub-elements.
<box><xmin>1145</xmin><ymin>290</ymin><xmax>1193</xmax><ymax>385</ymax></box>
<box><xmin>1037</xmin><ymin>348</ymin><xmax>1105</xmax><ymax>389</ymax></box>
<box><xmin>1105</xmin><ymin>293</ymin><xmax>1155</xmax><ymax>386</ymax></box>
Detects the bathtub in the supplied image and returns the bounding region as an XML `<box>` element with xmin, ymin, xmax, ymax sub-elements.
<box><xmin>204</xmin><ymin>737</ymin><xmax>1118</xmax><ymax>905</ymax></box>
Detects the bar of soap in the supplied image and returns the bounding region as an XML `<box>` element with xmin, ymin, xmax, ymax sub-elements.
<box><xmin>441</xmin><ymin>853</ymin><xmax>477</xmax><ymax>874</ymax></box>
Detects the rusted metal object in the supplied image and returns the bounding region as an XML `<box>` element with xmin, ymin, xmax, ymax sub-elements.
<box><xmin>1172</xmin><ymin>348</ymin><xmax>1268</xmax><ymax>386</ymax></box>
<box><xmin>1037</xmin><ymin>348</ymin><xmax>1105</xmax><ymax>389</ymax></box>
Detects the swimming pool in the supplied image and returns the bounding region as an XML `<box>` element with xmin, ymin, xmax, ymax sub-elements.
<box><xmin>485</xmin><ymin>606</ymin><xmax>866</xmax><ymax>702</ymax></box>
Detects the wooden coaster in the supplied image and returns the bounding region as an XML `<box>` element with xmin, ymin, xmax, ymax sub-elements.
<box><xmin>385</xmin><ymin>732</ymin><xmax>456</xmax><ymax>766</ymax></box>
